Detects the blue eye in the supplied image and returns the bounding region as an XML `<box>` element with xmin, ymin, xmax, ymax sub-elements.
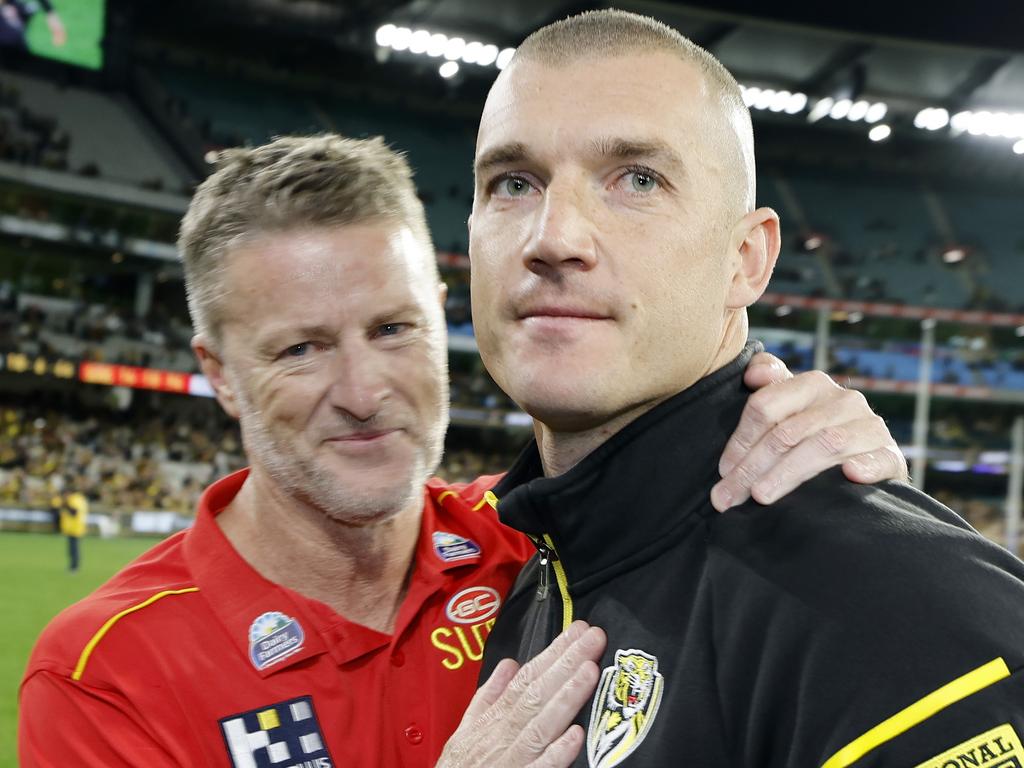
<box><xmin>285</xmin><ymin>343</ymin><xmax>309</xmax><ymax>357</ymax></box>
<box><xmin>377</xmin><ymin>323</ymin><xmax>408</xmax><ymax>337</ymax></box>
<box><xmin>627</xmin><ymin>170</ymin><xmax>658</xmax><ymax>193</ymax></box>
<box><xmin>496</xmin><ymin>176</ymin><xmax>533</xmax><ymax>197</ymax></box>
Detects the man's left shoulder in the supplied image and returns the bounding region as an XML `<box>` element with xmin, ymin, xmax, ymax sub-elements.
<box><xmin>710</xmin><ymin>467</ymin><xmax>1024</xmax><ymax>621</ymax></box>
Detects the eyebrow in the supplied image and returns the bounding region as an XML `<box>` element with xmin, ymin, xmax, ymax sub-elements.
<box><xmin>474</xmin><ymin>142</ymin><xmax>528</xmax><ymax>178</ymax></box>
<box><xmin>587</xmin><ymin>137</ymin><xmax>688</xmax><ymax>178</ymax></box>
<box><xmin>473</xmin><ymin>137</ymin><xmax>687</xmax><ymax>180</ymax></box>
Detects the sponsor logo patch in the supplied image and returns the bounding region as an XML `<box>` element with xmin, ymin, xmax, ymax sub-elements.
<box><xmin>587</xmin><ymin>648</ymin><xmax>665</xmax><ymax>768</ymax></box>
<box><xmin>220</xmin><ymin>695</ymin><xmax>333</xmax><ymax>768</ymax></box>
<box><xmin>445</xmin><ymin>586</ymin><xmax>501</xmax><ymax>625</ymax></box>
<box><xmin>248</xmin><ymin>612</ymin><xmax>305</xmax><ymax>671</ymax></box>
<box><xmin>913</xmin><ymin>724</ymin><xmax>1023</xmax><ymax>768</ymax></box>
<box><xmin>432</xmin><ymin>531</ymin><xmax>481</xmax><ymax>562</ymax></box>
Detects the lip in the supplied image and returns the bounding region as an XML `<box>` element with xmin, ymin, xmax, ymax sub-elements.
<box><xmin>517</xmin><ymin>306</ymin><xmax>612</xmax><ymax>320</ymax></box>
<box><xmin>324</xmin><ymin>429</ymin><xmax>399</xmax><ymax>444</ymax></box>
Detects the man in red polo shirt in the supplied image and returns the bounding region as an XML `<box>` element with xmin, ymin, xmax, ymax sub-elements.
<box><xmin>20</xmin><ymin>135</ymin><xmax>905</xmax><ymax>768</ymax></box>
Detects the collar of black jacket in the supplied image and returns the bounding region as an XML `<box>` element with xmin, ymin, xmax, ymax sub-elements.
<box><xmin>491</xmin><ymin>341</ymin><xmax>761</xmax><ymax>586</ymax></box>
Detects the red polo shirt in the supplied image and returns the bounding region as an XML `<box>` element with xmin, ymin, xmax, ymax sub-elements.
<box><xmin>20</xmin><ymin>468</ymin><xmax>533</xmax><ymax>768</ymax></box>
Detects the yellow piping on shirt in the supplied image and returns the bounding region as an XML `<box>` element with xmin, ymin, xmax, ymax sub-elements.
<box><xmin>72</xmin><ymin>588</ymin><xmax>200</xmax><ymax>681</ymax></box>
<box><xmin>437</xmin><ymin>489</ymin><xmax>491</xmax><ymax>512</ymax></box>
<box><xmin>820</xmin><ymin>656</ymin><xmax>1011</xmax><ymax>768</ymax></box>
<box><xmin>484</xmin><ymin>492</ymin><xmax>573</xmax><ymax>630</ymax></box>
<box><xmin>542</xmin><ymin>534</ymin><xmax>573</xmax><ymax>631</ymax></box>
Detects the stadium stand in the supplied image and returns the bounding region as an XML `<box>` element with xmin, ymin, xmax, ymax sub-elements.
<box><xmin>0</xmin><ymin>69</ymin><xmax>189</xmax><ymax>191</ymax></box>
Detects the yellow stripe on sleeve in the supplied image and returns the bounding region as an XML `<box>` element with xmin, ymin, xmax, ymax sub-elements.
<box><xmin>72</xmin><ymin>587</ymin><xmax>200</xmax><ymax>681</ymax></box>
<box><xmin>821</xmin><ymin>657</ymin><xmax>1011</xmax><ymax>768</ymax></box>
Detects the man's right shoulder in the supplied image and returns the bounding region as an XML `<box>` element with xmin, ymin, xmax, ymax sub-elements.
<box><xmin>25</xmin><ymin>530</ymin><xmax>200</xmax><ymax>684</ymax></box>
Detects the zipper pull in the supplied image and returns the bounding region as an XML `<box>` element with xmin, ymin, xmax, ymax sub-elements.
<box><xmin>536</xmin><ymin>544</ymin><xmax>551</xmax><ymax>601</ymax></box>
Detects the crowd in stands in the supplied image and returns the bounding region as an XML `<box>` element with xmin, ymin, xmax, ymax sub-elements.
<box><xmin>0</xmin><ymin>82</ymin><xmax>70</xmax><ymax>172</ymax></box>
<box><xmin>0</xmin><ymin>399</ymin><xmax>243</xmax><ymax>518</ymax></box>
<box><xmin>0</xmin><ymin>285</ymin><xmax>196</xmax><ymax>372</ymax></box>
<box><xmin>0</xmin><ymin>396</ymin><xmax>519</xmax><ymax>519</ymax></box>
<box><xmin>0</xmin><ymin>393</ymin><xmax>1012</xmax><ymax>555</ymax></box>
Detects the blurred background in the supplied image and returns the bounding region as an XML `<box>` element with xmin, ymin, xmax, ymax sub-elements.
<box><xmin>1</xmin><ymin>0</ymin><xmax>1023</xmax><ymax>762</ymax></box>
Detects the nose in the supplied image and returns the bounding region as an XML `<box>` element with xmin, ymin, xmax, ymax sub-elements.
<box><xmin>523</xmin><ymin>179</ymin><xmax>597</xmax><ymax>277</ymax></box>
<box><xmin>326</xmin><ymin>344</ymin><xmax>387</xmax><ymax>422</ymax></box>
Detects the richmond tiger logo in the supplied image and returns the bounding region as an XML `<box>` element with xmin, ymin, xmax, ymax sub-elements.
<box><xmin>587</xmin><ymin>648</ymin><xmax>665</xmax><ymax>768</ymax></box>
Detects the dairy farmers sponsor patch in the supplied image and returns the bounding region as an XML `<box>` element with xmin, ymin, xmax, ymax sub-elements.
<box><xmin>432</xmin><ymin>531</ymin><xmax>481</xmax><ymax>562</ymax></box>
<box><xmin>248</xmin><ymin>611</ymin><xmax>305</xmax><ymax>671</ymax></box>
<box><xmin>220</xmin><ymin>695</ymin><xmax>333</xmax><ymax>768</ymax></box>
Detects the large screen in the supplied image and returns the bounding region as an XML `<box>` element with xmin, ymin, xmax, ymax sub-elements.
<box><xmin>0</xmin><ymin>0</ymin><xmax>105</xmax><ymax>70</ymax></box>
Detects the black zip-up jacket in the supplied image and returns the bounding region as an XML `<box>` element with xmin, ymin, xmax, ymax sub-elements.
<box><xmin>481</xmin><ymin>343</ymin><xmax>1024</xmax><ymax>768</ymax></box>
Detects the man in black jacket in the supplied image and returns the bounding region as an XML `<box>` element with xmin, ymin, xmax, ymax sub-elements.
<box><xmin>471</xmin><ymin>10</ymin><xmax>1024</xmax><ymax>768</ymax></box>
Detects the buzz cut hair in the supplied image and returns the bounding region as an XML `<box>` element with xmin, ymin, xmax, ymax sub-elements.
<box><xmin>511</xmin><ymin>8</ymin><xmax>756</xmax><ymax>215</ymax></box>
<box><xmin>178</xmin><ymin>133</ymin><xmax>436</xmax><ymax>344</ymax></box>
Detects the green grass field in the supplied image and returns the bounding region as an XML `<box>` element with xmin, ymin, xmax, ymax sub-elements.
<box><xmin>0</xmin><ymin>532</ymin><xmax>154</xmax><ymax>767</ymax></box>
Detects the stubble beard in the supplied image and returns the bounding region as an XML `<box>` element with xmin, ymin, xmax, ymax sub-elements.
<box><xmin>236</xmin><ymin>400</ymin><xmax>446</xmax><ymax>528</ymax></box>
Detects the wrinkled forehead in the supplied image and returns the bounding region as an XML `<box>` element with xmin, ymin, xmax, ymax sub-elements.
<box><xmin>476</xmin><ymin>53</ymin><xmax>712</xmax><ymax>159</ymax></box>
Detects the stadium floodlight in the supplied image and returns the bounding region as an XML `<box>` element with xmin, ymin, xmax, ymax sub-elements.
<box><xmin>391</xmin><ymin>26</ymin><xmax>412</xmax><ymax>51</ymax></box>
<box><xmin>741</xmin><ymin>86</ymin><xmax>760</xmax><ymax>108</ymax></box>
<box><xmin>968</xmin><ymin>111</ymin><xmax>990</xmax><ymax>136</ymax></box>
<box><xmin>427</xmin><ymin>33</ymin><xmax>447</xmax><ymax>57</ymax></box>
<box><xmin>1015</xmin><ymin>325</ymin><xmax>1024</xmax><ymax>337</ymax></box>
<box><xmin>829</xmin><ymin>98</ymin><xmax>852</xmax><ymax>120</ymax></box>
<box><xmin>477</xmin><ymin>44</ymin><xmax>499</xmax><ymax>66</ymax></box>
<box><xmin>928</xmin><ymin>108</ymin><xmax>949</xmax><ymax>130</ymax></box>
<box><xmin>753</xmin><ymin>89</ymin><xmax>775</xmax><ymax>111</ymax></box>
<box><xmin>808</xmin><ymin>97</ymin><xmax>833</xmax><ymax>123</ymax></box>
<box><xmin>914</xmin><ymin>107</ymin><xmax>950</xmax><ymax>131</ymax></box>
<box><xmin>439</xmin><ymin>61</ymin><xmax>459</xmax><ymax>79</ymax></box>
<box><xmin>769</xmin><ymin>90</ymin><xmax>790</xmax><ymax>112</ymax></box>
<box><xmin>409</xmin><ymin>29</ymin><xmax>431</xmax><ymax>54</ymax></box>
<box><xmin>376</xmin><ymin>24</ymin><xmax>397</xmax><ymax>47</ymax></box>
<box><xmin>784</xmin><ymin>92</ymin><xmax>808</xmax><ymax>114</ymax></box>
<box><xmin>496</xmin><ymin>47</ymin><xmax>516</xmax><ymax>69</ymax></box>
<box><xmin>444</xmin><ymin>37</ymin><xmax>465</xmax><ymax>61</ymax></box>
<box><xmin>865</xmin><ymin>102</ymin><xmax>887</xmax><ymax>123</ymax></box>
<box><xmin>1014</xmin><ymin>139</ymin><xmax>1024</xmax><ymax>155</ymax></box>
<box><xmin>848</xmin><ymin>100</ymin><xmax>870</xmax><ymax>121</ymax></box>
<box><xmin>942</xmin><ymin>247</ymin><xmax>966</xmax><ymax>264</ymax></box>
<box><xmin>868</xmin><ymin>124</ymin><xmax>892</xmax><ymax>142</ymax></box>
<box><xmin>950</xmin><ymin>110</ymin><xmax>971</xmax><ymax>135</ymax></box>
<box><xmin>462</xmin><ymin>41</ymin><xmax>483</xmax><ymax>64</ymax></box>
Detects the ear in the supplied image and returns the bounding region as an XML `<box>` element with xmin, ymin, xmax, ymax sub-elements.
<box><xmin>437</xmin><ymin>280</ymin><xmax>448</xmax><ymax>311</ymax></box>
<box><xmin>725</xmin><ymin>206</ymin><xmax>781</xmax><ymax>310</ymax></box>
<box><xmin>192</xmin><ymin>334</ymin><xmax>241</xmax><ymax>420</ymax></box>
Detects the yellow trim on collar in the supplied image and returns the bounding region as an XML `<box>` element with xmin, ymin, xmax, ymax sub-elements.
<box><xmin>72</xmin><ymin>588</ymin><xmax>200</xmax><ymax>681</ymax></box>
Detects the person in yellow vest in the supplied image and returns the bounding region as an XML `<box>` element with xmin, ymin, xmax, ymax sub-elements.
<box><xmin>59</xmin><ymin>489</ymin><xmax>88</xmax><ymax>572</ymax></box>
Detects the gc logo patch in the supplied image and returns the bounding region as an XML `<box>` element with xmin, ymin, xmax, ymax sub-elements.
<box><xmin>587</xmin><ymin>648</ymin><xmax>665</xmax><ymax>768</ymax></box>
<box><xmin>220</xmin><ymin>696</ymin><xmax>333</xmax><ymax>768</ymax></box>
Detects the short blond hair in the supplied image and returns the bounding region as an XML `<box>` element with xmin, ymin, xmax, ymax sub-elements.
<box><xmin>512</xmin><ymin>9</ymin><xmax>755</xmax><ymax>215</ymax></box>
<box><xmin>178</xmin><ymin>133</ymin><xmax>435</xmax><ymax>343</ymax></box>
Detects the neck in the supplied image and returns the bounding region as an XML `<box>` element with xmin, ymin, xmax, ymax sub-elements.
<box><xmin>217</xmin><ymin>468</ymin><xmax>421</xmax><ymax>634</ymax></box>
<box><xmin>536</xmin><ymin>315</ymin><xmax>749</xmax><ymax>477</ymax></box>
